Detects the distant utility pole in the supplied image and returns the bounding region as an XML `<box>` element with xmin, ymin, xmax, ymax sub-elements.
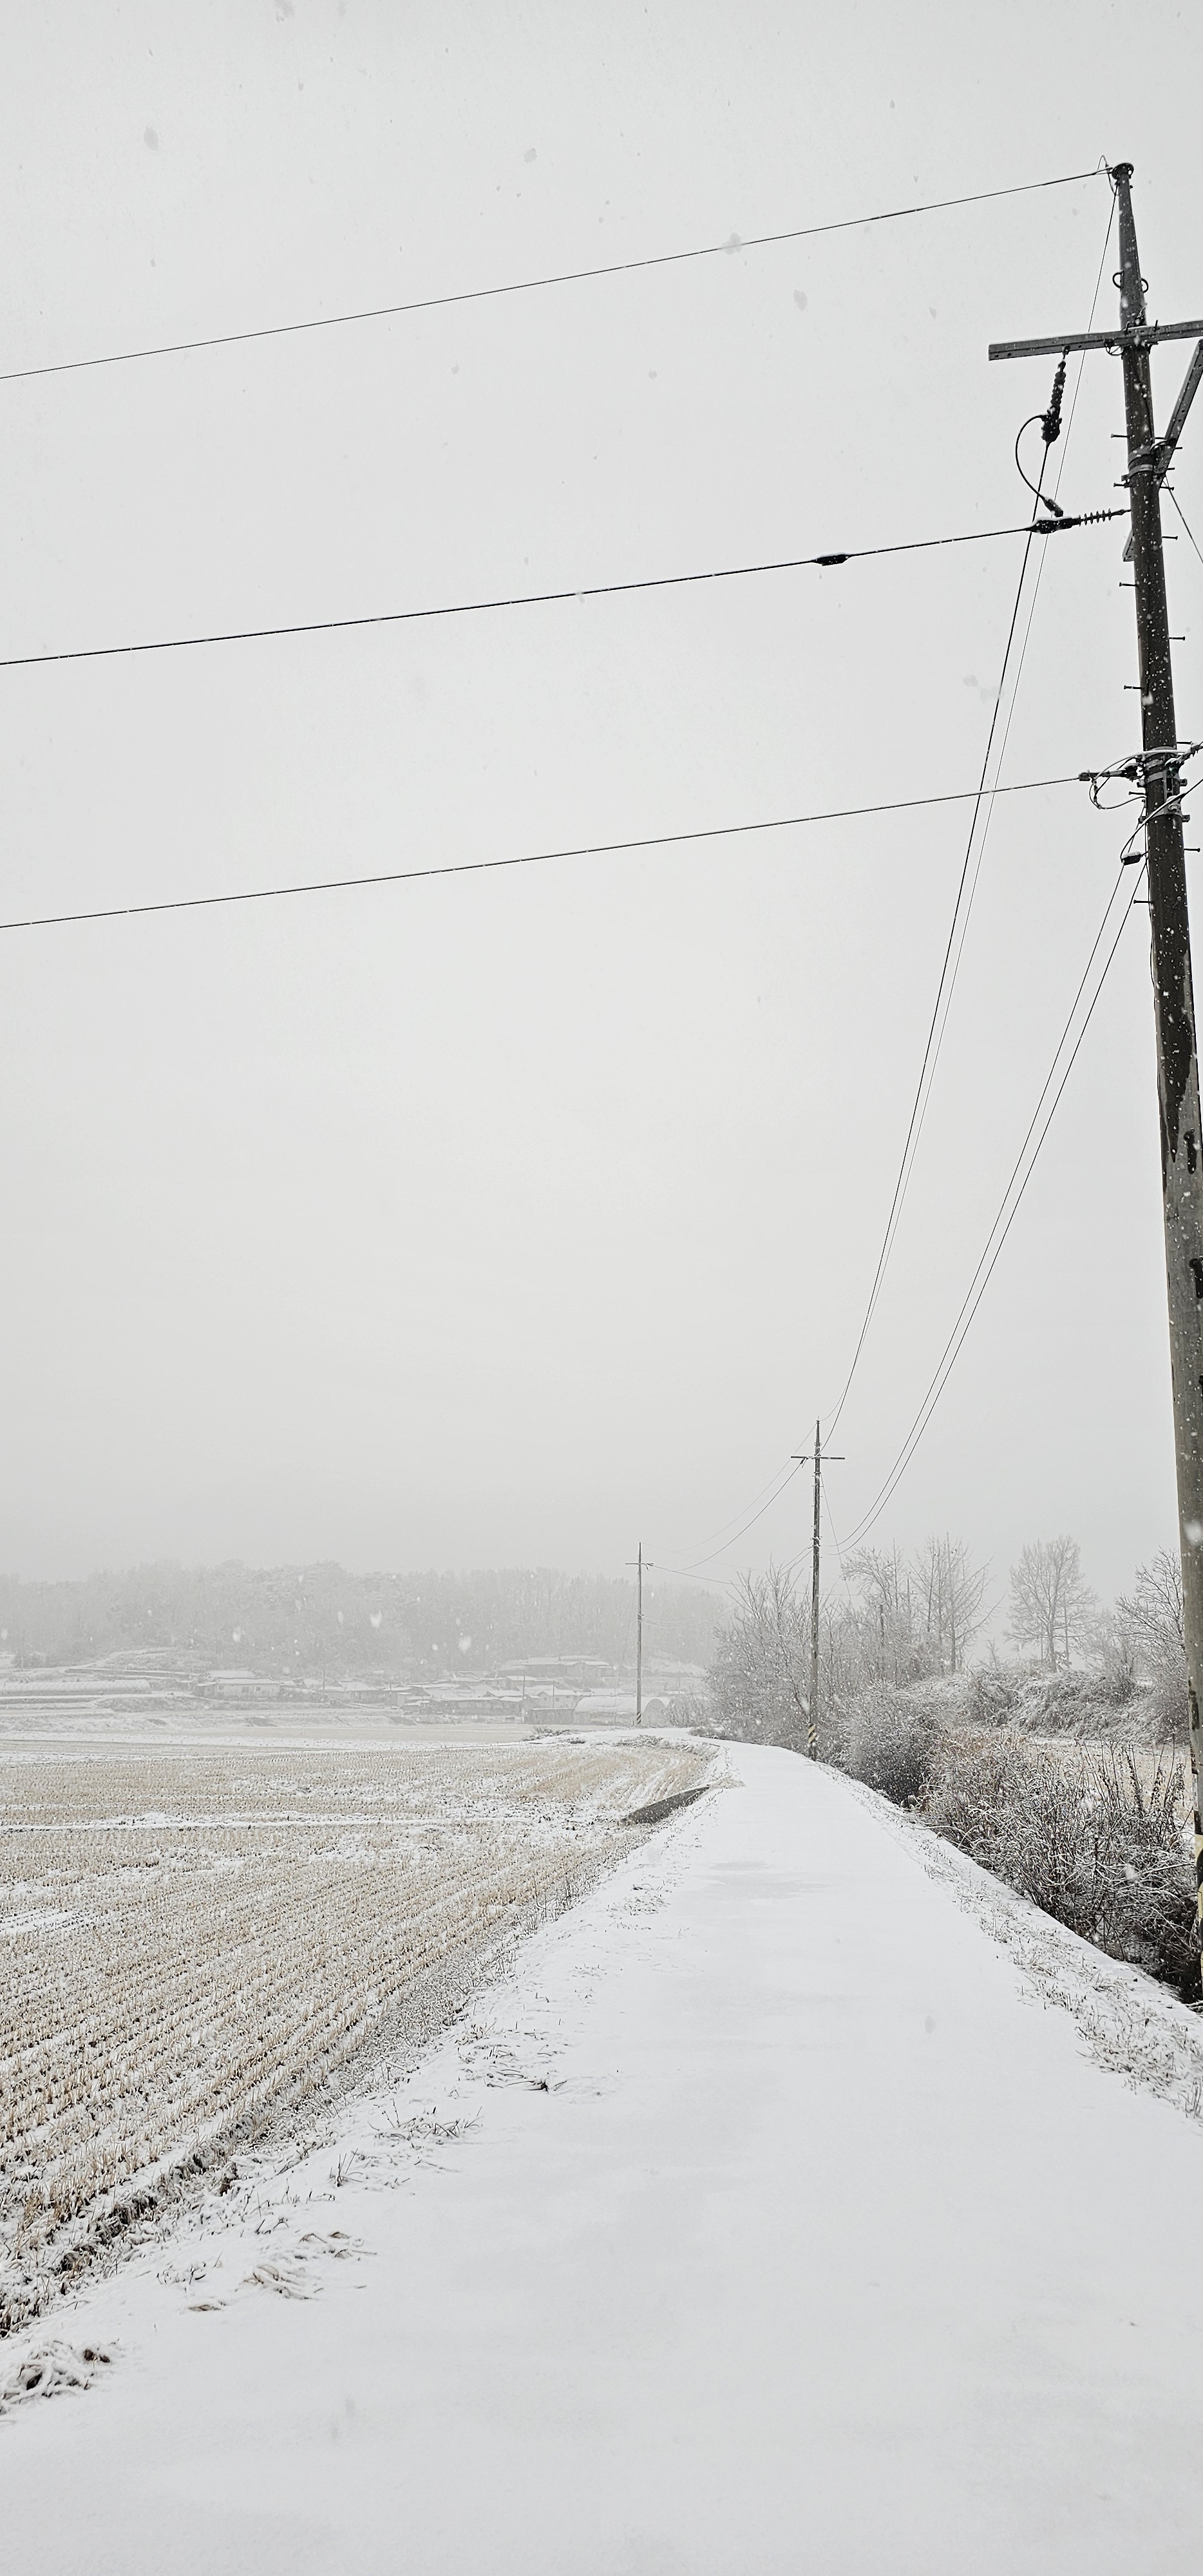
<box><xmin>627</xmin><ymin>1544</ymin><xmax>652</xmax><ymax>1725</ymax></box>
<box><xmin>990</xmin><ymin>160</ymin><xmax>1203</xmax><ymax>1976</ymax></box>
<box><xmin>793</xmin><ymin>1424</ymin><xmax>842</xmax><ymax>1758</ymax></box>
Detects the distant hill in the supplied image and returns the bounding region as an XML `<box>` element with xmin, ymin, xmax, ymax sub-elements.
<box><xmin>0</xmin><ymin>1561</ymin><xmax>719</xmax><ymax>1680</ymax></box>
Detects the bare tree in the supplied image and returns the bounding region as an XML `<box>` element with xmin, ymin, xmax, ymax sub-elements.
<box><xmin>1116</xmin><ymin>1548</ymin><xmax>1188</xmax><ymax>1732</ymax></box>
<box><xmin>910</xmin><ymin>1534</ymin><xmax>988</xmax><ymax>1674</ymax></box>
<box><xmin>709</xmin><ymin>1533</ymin><xmax>989</xmax><ymax>1744</ymax></box>
<box><xmin>1007</xmin><ymin>1537</ymin><xmax>1095</xmax><ymax>1667</ymax></box>
<box><xmin>844</xmin><ymin>1546</ymin><xmax>913</xmax><ymax>1685</ymax></box>
<box><xmin>844</xmin><ymin>1537</ymin><xmax>986</xmax><ymax>1680</ymax></box>
<box><xmin>707</xmin><ymin>1566</ymin><xmax>810</xmax><ymax>1748</ymax></box>
<box><xmin>1117</xmin><ymin>1548</ymin><xmax>1186</xmax><ymax>1666</ymax></box>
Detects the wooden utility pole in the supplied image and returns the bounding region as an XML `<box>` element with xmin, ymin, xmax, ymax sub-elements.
<box><xmin>793</xmin><ymin>1425</ymin><xmax>842</xmax><ymax>1758</ymax></box>
<box><xmin>627</xmin><ymin>1544</ymin><xmax>651</xmax><ymax>1725</ymax></box>
<box><xmin>990</xmin><ymin>161</ymin><xmax>1203</xmax><ymax>1978</ymax></box>
<box><xmin>809</xmin><ymin>1426</ymin><xmax>821</xmax><ymax>1757</ymax></box>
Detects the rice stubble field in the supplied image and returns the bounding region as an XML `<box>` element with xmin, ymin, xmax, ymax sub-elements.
<box><xmin>0</xmin><ymin>1732</ymin><xmax>709</xmax><ymax>2334</ymax></box>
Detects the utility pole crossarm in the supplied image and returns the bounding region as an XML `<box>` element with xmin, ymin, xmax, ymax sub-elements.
<box><xmin>989</xmin><ymin>318</ymin><xmax>1203</xmax><ymax>362</ymax></box>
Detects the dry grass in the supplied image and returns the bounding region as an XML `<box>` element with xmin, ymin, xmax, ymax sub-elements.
<box><xmin>0</xmin><ymin>1737</ymin><xmax>706</xmax><ymax>2331</ymax></box>
<box><xmin>1041</xmin><ymin>1737</ymin><xmax>1192</xmax><ymax>1803</ymax></box>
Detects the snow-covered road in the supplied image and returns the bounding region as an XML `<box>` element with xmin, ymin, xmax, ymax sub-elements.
<box><xmin>5</xmin><ymin>1742</ymin><xmax>1200</xmax><ymax>2573</ymax></box>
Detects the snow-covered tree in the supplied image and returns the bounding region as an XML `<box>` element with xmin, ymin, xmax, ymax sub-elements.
<box><xmin>1115</xmin><ymin>1548</ymin><xmax>1188</xmax><ymax>1731</ymax></box>
<box><xmin>708</xmin><ymin>1567</ymin><xmax>810</xmax><ymax>1749</ymax></box>
<box><xmin>1007</xmin><ymin>1536</ymin><xmax>1094</xmax><ymax>1667</ymax></box>
<box><xmin>909</xmin><ymin>1535</ymin><xmax>988</xmax><ymax>1674</ymax></box>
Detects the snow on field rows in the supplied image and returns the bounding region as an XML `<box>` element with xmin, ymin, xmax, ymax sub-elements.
<box><xmin>0</xmin><ymin>1734</ymin><xmax>708</xmax><ymax>2333</ymax></box>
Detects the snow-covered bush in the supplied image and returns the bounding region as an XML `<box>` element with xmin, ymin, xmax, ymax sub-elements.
<box><xmin>1090</xmin><ymin>1618</ymin><xmax>1141</xmax><ymax>1708</ymax></box>
<box><xmin>974</xmin><ymin>1663</ymin><xmax>1136</xmax><ymax>1739</ymax></box>
<box><xmin>1145</xmin><ymin>1670</ymin><xmax>1189</xmax><ymax>1743</ymax></box>
<box><xmin>834</xmin><ymin>1685</ymin><xmax>940</xmax><ymax>1809</ymax></box>
<box><xmin>918</xmin><ymin>1730</ymin><xmax>1028</xmax><ymax>1845</ymax></box>
<box><xmin>964</xmin><ymin>1654</ymin><xmax>1024</xmax><ymax>1727</ymax></box>
<box><xmin>923</xmin><ymin>1738</ymin><xmax>1198</xmax><ymax>1995</ymax></box>
<box><xmin>1021</xmin><ymin>1669</ymin><xmax>1101</xmax><ymax>1734</ymax></box>
<box><xmin>1088</xmin><ymin>1750</ymin><xmax>1198</xmax><ymax>1987</ymax></box>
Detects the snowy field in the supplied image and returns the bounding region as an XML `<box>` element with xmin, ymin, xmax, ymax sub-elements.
<box><xmin>0</xmin><ymin>1734</ymin><xmax>706</xmax><ymax>2333</ymax></box>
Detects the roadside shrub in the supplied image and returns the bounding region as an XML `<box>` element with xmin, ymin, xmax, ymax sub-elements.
<box><xmin>1089</xmin><ymin>1750</ymin><xmax>1198</xmax><ymax>1988</ymax></box>
<box><xmin>667</xmin><ymin>1689</ymin><xmax>714</xmax><ymax>1734</ymax></box>
<box><xmin>1146</xmin><ymin>1668</ymin><xmax>1189</xmax><ymax>1744</ymax></box>
<box><xmin>835</xmin><ymin>1684</ymin><xmax>940</xmax><ymax>1809</ymax></box>
<box><xmin>965</xmin><ymin>1654</ymin><xmax>1023</xmax><ymax>1728</ymax></box>
<box><xmin>919</xmin><ymin>1730</ymin><xmax>1028</xmax><ymax>1845</ymax></box>
<box><xmin>1022</xmin><ymin>1668</ymin><xmax>1098</xmax><ymax>1734</ymax></box>
<box><xmin>1093</xmin><ymin>1623</ymin><xmax>1140</xmax><ymax>1709</ymax></box>
<box><xmin>923</xmin><ymin>1736</ymin><xmax>1199</xmax><ymax>1996</ymax></box>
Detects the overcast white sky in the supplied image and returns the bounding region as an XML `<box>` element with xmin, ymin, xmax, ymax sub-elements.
<box><xmin>1</xmin><ymin>0</ymin><xmax>1200</xmax><ymax>1608</ymax></box>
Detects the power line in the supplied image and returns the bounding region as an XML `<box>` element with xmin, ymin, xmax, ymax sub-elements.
<box><xmin>660</xmin><ymin>1455</ymin><xmax>799</xmax><ymax>1560</ymax></box>
<box><xmin>820</xmin><ymin>530</ymin><xmax>1045</xmax><ymax>1444</ymax></box>
<box><xmin>0</xmin><ymin>772</ymin><xmax>1083</xmax><ymax>938</ymax></box>
<box><xmin>640</xmin><ymin>1565</ymin><xmax>739</xmax><ymax>1594</ymax></box>
<box><xmin>0</xmin><ymin>169</ymin><xmax>1107</xmax><ymax>391</ymax></box>
<box><xmin>841</xmin><ymin>862</ymin><xmax>1146</xmax><ymax>1548</ymax></box>
<box><xmin>843</xmin><ymin>867</ymin><xmax>1141</xmax><ymax>1544</ymax></box>
<box><xmin>850</xmin><ymin>192</ymin><xmax>1117</xmax><ymax>1368</ymax></box>
<box><xmin>820</xmin><ymin>1466</ymin><xmax>850</xmax><ymax>1595</ymax></box>
<box><xmin>634</xmin><ymin>214</ymin><xmax>1119</xmax><ymax>1593</ymax></box>
<box><xmin>0</xmin><ymin>512</ymin><xmax>1121</xmax><ymax>677</ymax></box>
<box><xmin>820</xmin><ymin>198</ymin><xmax>1117</xmax><ymax>1447</ymax></box>
<box><xmin>667</xmin><ymin>1463</ymin><xmax>806</xmax><ymax>1576</ymax></box>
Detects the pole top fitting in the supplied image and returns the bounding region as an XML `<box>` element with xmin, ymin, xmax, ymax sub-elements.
<box><xmin>1111</xmin><ymin>161</ymin><xmax>1134</xmax><ymax>182</ymax></box>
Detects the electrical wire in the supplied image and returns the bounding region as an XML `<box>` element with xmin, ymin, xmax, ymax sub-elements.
<box><xmin>0</xmin><ymin>513</ymin><xmax>1120</xmax><ymax>677</ymax></box>
<box><xmin>666</xmin><ymin>1462</ymin><xmax>805</xmax><ymax>1575</ymax></box>
<box><xmin>872</xmin><ymin>193</ymin><xmax>1117</xmax><ymax>1309</ymax></box>
<box><xmin>820</xmin><ymin>1466</ymin><xmax>850</xmax><ymax>1595</ymax></box>
<box><xmin>1014</xmin><ymin>416</ymin><xmax>1062</xmax><ymax>515</ymax></box>
<box><xmin>656</xmin><ymin>201</ymin><xmax>1143</xmax><ymax>1582</ymax></box>
<box><xmin>0</xmin><ymin>772</ymin><xmax>1083</xmax><ymax>939</ymax></box>
<box><xmin>0</xmin><ymin>169</ymin><xmax>1108</xmax><ymax>391</ymax></box>
<box><xmin>660</xmin><ymin>1455</ymin><xmax>799</xmax><ymax>1561</ymax></box>
<box><xmin>842</xmin><ymin>867</ymin><xmax>1141</xmax><ymax>1544</ymax></box>
<box><xmin>820</xmin><ymin>196</ymin><xmax>1117</xmax><ymax>1450</ymax></box>
<box><xmin>650</xmin><ymin>1565</ymin><xmax>741</xmax><ymax>1593</ymax></box>
<box><xmin>840</xmin><ymin>861</ymin><xmax>1146</xmax><ymax>1548</ymax></box>
<box><xmin>820</xmin><ymin>534</ymin><xmax>1045</xmax><ymax>1446</ymax></box>
<box><xmin>630</xmin><ymin>201</ymin><xmax>1118</xmax><ymax>1595</ymax></box>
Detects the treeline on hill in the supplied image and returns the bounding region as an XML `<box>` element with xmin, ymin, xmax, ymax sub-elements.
<box><xmin>0</xmin><ymin>1562</ymin><xmax>718</xmax><ymax>1678</ymax></box>
<box><xmin>703</xmin><ymin>1535</ymin><xmax>1199</xmax><ymax>1997</ymax></box>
